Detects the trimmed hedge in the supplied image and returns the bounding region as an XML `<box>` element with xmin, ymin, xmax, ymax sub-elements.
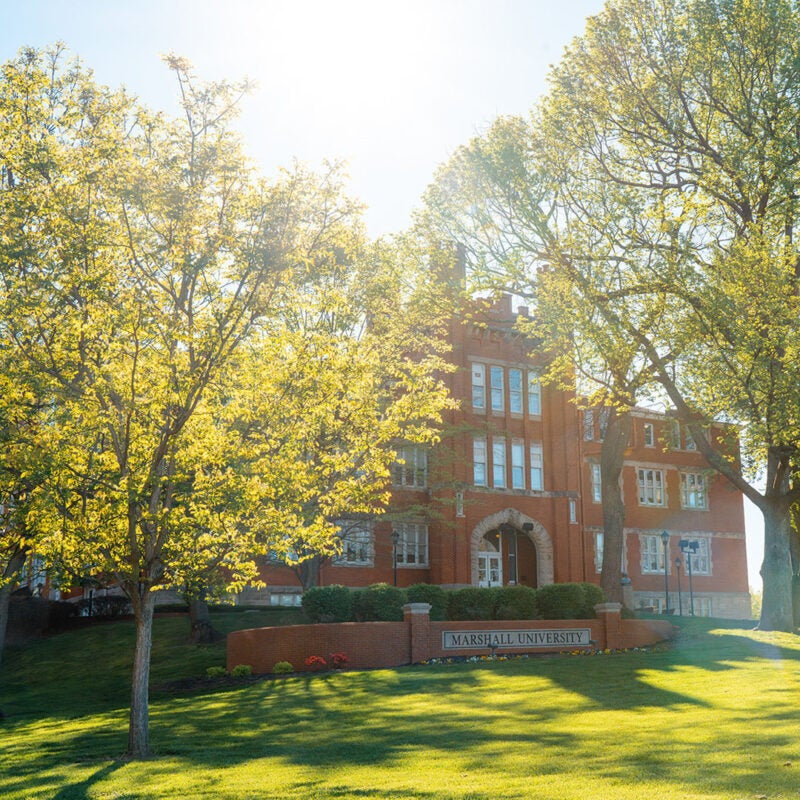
<box><xmin>536</xmin><ymin>582</ymin><xmax>606</xmax><ymax>619</ymax></box>
<box><xmin>352</xmin><ymin>583</ymin><xmax>406</xmax><ymax>621</ymax></box>
<box><xmin>447</xmin><ymin>587</ymin><xmax>499</xmax><ymax>621</ymax></box>
<box><xmin>493</xmin><ymin>585</ymin><xmax>538</xmax><ymax>620</ymax></box>
<box><xmin>577</xmin><ymin>582</ymin><xmax>606</xmax><ymax>618</ymax></box>
<box><xmin>301</xmin><ymin>585</ymin><xmax>353</xmax><ymax>623</ymax></box>
<box><xmin>406</xmin><ymin>583</ymin><xmax>447</xmax><ymax>621</ymax></box>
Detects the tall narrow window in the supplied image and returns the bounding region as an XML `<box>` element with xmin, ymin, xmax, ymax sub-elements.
<box><xmin>528</xmin><ymin>370</ymin><xmax>541</xmax><ymax>416</ymax></box>
<box><xmin>684</xmin><ymin>539</ymin><xmax>711</xmax><ymax>575</ymax></box>
<box><xmin>530</xmin><ymin>443</ymin><xmax>544</xmax><ymax>490</ymax></box>
<box><xmin>569</xmin><ymin>498</ymin><xmax>577</xmax><ymax>523</ymax></box>
<box><xmin>598</xmin><ymin>408</ymin><xmax>610</xmax><ymax>440</ymax></box>
<box><xmin>643</xmin><ymin>422</ymin><xmax>655</xmax><ymax>447</ymax></box>
<box><xmin>511</xmin><ymin>439</ymin><xmax>525</xmax><ymax>489</ymax></box>
<box><xmin>591</xmin><ymin>463</ymin><xmax>602</xmax><ymax>503</ymax></box>
<box><xmin>391</xmin><ymin>446</ymin><xmax>428</xmax><ymax>488</ymax></box>
<box><xmin>473</xmin><ymin>438</ymin><xmax>487</xmax><ymax>487</ymax></box>
<box><xmin>680</xmin><ymin>472</ymin><xmax>707</xmax><ymax>509</ymax></box>
<box><xmin>509</xmin><ymin>368</ymin><xmax>523</xmax><ymax>413</ymax></box>
<box><xmin>684</xmin><ymin>425</ymin><xmax>697</xmax><ymax>450</ymax></box>
<box><xmin>471</xmin><ymin>363</ymin><xmax>486</xmax><ymax>411</ymax></box>
<box><xmin>333</xmin><ymin>521</ymin><xmax>374</xmax><ymax>566</ymax></box>
<box><xmin>395</xmin><ymin>523</ymin><xmax>429</xmax><ymax>567</ymax></box>
<box><xmin>595</xmin><ymin>532</ymin><xmax>604</xmax><ymax>572</ymax></box>
<box><xmin>638</xmin><ymin>468</ymin><xmax>665</xmax><ymax>506</ymax></box>
<box><xmin>492</xmin><ymin>438</ymin><xmax>506</xmax><ymax>488</ymax></box>
<box><xmin>584</xmin><ymin>409</ymin><xmax>595</xmax><ymax>440</ymax></box>
<box><xmin>490</xmin><ymin>366</ymin><xmax>504</xmax><ymax>412</ymax></box>
<box><xmin>640</xmin><ymin>534</ymin><xmax>665</xmax><ymax>573</ymax></box>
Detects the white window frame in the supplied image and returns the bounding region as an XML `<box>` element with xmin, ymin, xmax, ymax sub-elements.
<box><xmin>473</xmin><ymin>438</ymin><xmax>487</xmax><ymax>487</ymax></box>
<box><xmin>643</xmin><ymin>422</ymin><xmax>655</xmax><ymax>448</ymax></box>
<box><xmin>492</xmin><ymin>438</ymin><xmax>506</xmax><ymax>488</ymax></box>
<box><xmin>594</xmin><ymin>532</ymin><xmax>604</xmax><ymax>573</ymax></box>
<box><xmin>511</xmin><ymin>439</ymin><xmax>525</xmax><ymax>489</ymax></box>
<box><xmin>638</xmin><ymin>468</ymin><xmax>666</xmax><ymax>507</ymax></box>
<box><xmin>528</xmin><ymin>370</ymin><xmax>541</xmax><ymax>416</ymax></box>
<box><xmin>471</xmin><ymin>363</ymin><xmax>486</xmax><ymax>411</ymax></box>
<box><xmin>639</xmin><ymin>596</ymin><xmax>668</xmax><ymax>614</ymax></box>
<box><xmin>584</xmin><ymin>409</ymin><xmax>594</xmax><ymax>441</ymax></box>
<box><xmin>693</xmin><ymin>596</ymin><xmax>713</xmax><ymax>617</ymax></box>
<box><xmin>569</xmin><ymin>498</ymin><xmax>577</xmax><ymax>524</ymax></box>
<box><xmin>391</xmin><ymin>446</ymin><xmax>428</xmax><ymax>489</ymax></box>
<box><xmin>680</xmin><ymin>472</ymin><xmax>707</xmax><ymax>510</ymax></box>
<box><xmin>640</xmin><ymin>534</ymin><xmax>666</xmax><ymax>574</ymax></box>
<box><xmin>684</xmin><ymin>425</ymin><xmax>697</xmax><ymax>450</ymax></box>
<box><xmin>591</xmin><ymin>463</ymin><xmax>602</xmax><ymax>503</ymax></box>
<box><xmin>334</xmin><ymin>521</ymin><xmax>374</xmax><ymax>566</ymax></box>
<box><xmin>682</xmin><ymin>538</ymin><xmax>711</xmax><ymax>576</ymax></box>
<box><xmin>490</xmin><ymin>366</ymin><xmax>504</xmax><ymax>413</ymax></box>
<box><xmin>509</xmin><ymin>368</ymin><xmax>523</xmax><ymax>414</ymax></box>
<box><xmin>394</xmin><ymin>522</ymin><xmax>429</xmax><ymax>567</ymax></box>
<box><xmin>530</xmin><ymin>443</ymin><xmax>544</xmax><ymax>491</ymax></box>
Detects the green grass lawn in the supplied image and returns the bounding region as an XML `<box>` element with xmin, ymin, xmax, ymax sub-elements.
<box><xmin>1</xmin><ymin>611</ymin><xmax>798</xmax><ymax>799</ymax></box>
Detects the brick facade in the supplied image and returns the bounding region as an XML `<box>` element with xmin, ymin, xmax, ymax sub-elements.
<box><xmin>253</xmin><ymin>287</ymin><xmax>751</xmax><ymax>620</ymax></box>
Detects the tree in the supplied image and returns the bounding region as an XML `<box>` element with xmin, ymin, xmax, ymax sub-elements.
<box><xmin>422</xmin><ymin>116</ymin><xmax>660</xmax><ymax>604</ymax></box>
<box><xmin>0</xmin><ymin>47</ymin><xmax>365</xmax><ymax>756</ymax></box>
<box><xmin>219</xmin><ymin>233</ymin><xmax>454</xmax><ymax>589</ymax></box>
<box><xmin>539</xmin><ymin>0</ymin><xmax>800</xmax><ymax>630</ymax></box>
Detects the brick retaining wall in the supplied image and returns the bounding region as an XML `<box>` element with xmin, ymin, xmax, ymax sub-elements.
<box><xmin>226</xmin><ymin>602</ymin><xmax>674</xmax><ymax>673</ymax></box>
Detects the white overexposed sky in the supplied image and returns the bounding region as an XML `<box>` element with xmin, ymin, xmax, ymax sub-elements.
<box><xmin>0</xmin><ymin>0</ymin><xmax>764</xmax><ymax>589</ymax></box>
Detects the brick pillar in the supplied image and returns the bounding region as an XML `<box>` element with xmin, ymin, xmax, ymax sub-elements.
<box><xmin>403</xmin><ymin>603</ymin><xmax>431</xmax><ymax>664</ymax></box>
<box><xmin>594</xmin><ymin>602</ymin><xmax>623</xmax><ymax>650</ymax></box>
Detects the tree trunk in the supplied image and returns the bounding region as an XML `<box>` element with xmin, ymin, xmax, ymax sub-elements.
<box><xmin>187</xmin><ymin>595</ymin><xmax>222</xmax><ymax>644</ymax></box>
<box><xmin>759</xmin><ymin>499</ymin><xmax>795</xmax><ymax>632</ymax></box>
<box><xmin>296</xmin><ymin>556</ymin><xmax>321</xmax><ymax>591</ymax></box>
<box><xmin>0</xmin><ymin>547</ymin><xmax>28</xmax><ymax>671</ymax></box>
<box><xmin>127</xmin><ymin>589</ymin><xmax>156</xmax><ymax>759</ymax></box>
<box><xmin>599</xmin><ymin>408</ymin><xmax>633</xmax><ymax>605</ymax></box>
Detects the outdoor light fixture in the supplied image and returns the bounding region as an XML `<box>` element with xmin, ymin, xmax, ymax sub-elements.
<box><xmin>660</xmin><ymin>530</ymin><xmax>670</xmax><ymax>614</ymax></box>
<box><xmin>675</xmin><ymin>557</ymin><xmax>683</xmax><ymax>616</ymax></box>
<box><xmin>680</xmin><ymin>539</ymin><xmax>699</xmax><ymax>616</ymax></box>
<box><xmin>391</xmin><ymin>529</ymin><xmax>400</xmax><ymax>587</ymax></box>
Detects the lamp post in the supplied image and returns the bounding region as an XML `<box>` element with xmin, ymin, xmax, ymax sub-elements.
<box><xmin>674</xmin><ymin>557</ymin><xmax>683</xmax><ymax>616</ymax></box>
<box><xmin>391</xmin><ymin>529</ymin><xmax>400</xmax><ymax>587</ymax></box>
<box><xmin>660</xmin><ymin>530</ymin><xmax>670</xmax><ymax>614</ymax></box>
<box><xmin>680</xmin><ymin>539</ymin><xmax>699</xmax><ymax>616</ymax></box>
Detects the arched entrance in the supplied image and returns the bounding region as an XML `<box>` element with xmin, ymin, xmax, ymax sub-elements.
<box><xmin>471</xmin><ymin>508</ymin><xmax>554</xmax><ymax>588</ymax></box>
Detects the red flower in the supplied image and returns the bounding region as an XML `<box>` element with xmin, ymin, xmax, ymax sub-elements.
<box><xmin>330</xmin><ymin>652</ymin><xmax>348</xmax><ymax>669</ymax></box>
<box><xmin>304</xmin><ymin>655</ymin><xmax>327</xmax><ymax>670</ymax></box>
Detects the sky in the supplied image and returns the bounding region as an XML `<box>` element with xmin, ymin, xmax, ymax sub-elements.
<box><xmin>0</xmin><ymin>0</ymin><xmax>764</xmax><ymax>590</ymax></box>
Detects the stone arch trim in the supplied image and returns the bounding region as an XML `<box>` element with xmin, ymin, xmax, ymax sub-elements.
<box><xmin>470</xmin><ymin>508</ymin><xmax>554</xmax><ymax>588</ymax></box>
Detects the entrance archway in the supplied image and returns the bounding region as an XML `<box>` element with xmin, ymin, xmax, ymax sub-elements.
<box><xmin>470</xmin><ymin>508</ymin><xmax>554</xmax><ymax>588</ymax></box>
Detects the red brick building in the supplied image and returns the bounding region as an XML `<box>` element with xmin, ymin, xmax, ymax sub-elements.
<box><xmin>252</xmin><ymin>291</ymin><xmax>751</xmax><ymax>619</ymax></box>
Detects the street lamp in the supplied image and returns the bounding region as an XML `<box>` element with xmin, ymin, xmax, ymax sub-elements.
<box><xmin>660</xmin><ymin>530</ymin><xmax>670</xmax><ymax>614</ymax></box>
<box><xmin>680</xmin><ymin>539</ymin><xmax>699</xmax><ymax>616</ymax></box>
<box><xmin>674</xmin><ymin>557</ymin><xmax>683</xmax><ymax>616</ymax></box>
<box><xmin>391</xmin><ymin>529</ymin><xmax>400</xmax><ymax>587</ymax></box>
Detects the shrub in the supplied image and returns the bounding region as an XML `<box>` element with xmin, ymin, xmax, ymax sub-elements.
<box><xmin>304</xmin><ymin>655</ymin><xmax>327</xmax><ymax>670</ymax></box>
<box><xmin>301</xmin><ymin>585</ymin><xmax>353</xmax><ymax>623</ymax></box>
<box><xmin>206</xmin><ymin>666</ymin><xmax>227</xmax><ymax>678</ymax></box>
<box><xmin>578</xmin><ymin>582</ymin><xmax>606</xmax><ymax>618</ymax></box>
<box><xmin>352</xmin><ymin>583</ymin><xmax>406</xmax><ymax>621</ymax></box>
<box><xmin>231</xmin><ymin>664</ymin><xmax>252</xmax><ymax>677</ymax></box>
<box><xmin>406</xmin><ymin>583</ymin><xmax>447</xmax><ymax>620</ymax></box>
<box><xmin>76</xmin><ymin>594</ymin><xmax>132</xmax><ymax>619</ymax></box>
<box><xmin>493</xmin><ymin>585</ymin><xmax>538</xmax><ymax>620</ymax></box>
<box><xmin>273</xmin><ymin>661</ymin><xmax>294</xmax><ymax>674</ymax></box>
<box><xmin>330</xmin><ymin>652</ymin><xmax>348</xmax><ymax>669</ymax></box>
<box><xmin>535</xmin><ymin>583</ymin><xmax>586</xmax><ymax>619</ymax></box>
<box><xmin>447</xmin><ymin>587</ymin><xmax>499</xmax><ymax>621</ymax></box>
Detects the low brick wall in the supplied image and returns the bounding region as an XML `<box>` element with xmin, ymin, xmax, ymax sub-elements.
<box><xmin>226</xmin><ymin>602</ymin><xmax>674</xmax><ymax>674</ymax></box>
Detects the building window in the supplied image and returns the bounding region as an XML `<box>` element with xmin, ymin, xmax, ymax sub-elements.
<box><xmin>638</xmin><ymin>468</ymin><xmax>665</xmax><ymax>506</ymax></box>
<box><xmin>584</xmin><ymin>409</ymin><xmax>594</xmax><ymax>440</ymax></box>
<box><xmin>591</xmin><ymin>463</ymin><xmax>602</xmax><ymax>503</ymax></box>
<box><xmin>528</xmin><ymin>370</ymin><xmax>541</xmax><ymax>416</ymax></box>
<box><xmin>640</xmin><ymin>534</ymin><xmax>666</xmax><ymax>574</ymax></box>
<box><xmin>693</xmin><ymin>596</ymin><xmax>712</xmax><ymax>617</ymax></box>
<box><xmin>395</xmin><ymin>523</ymin><xmax>429</xmax><ymax>567</ymax></box>
<box><xmin>455</xmin><ymin>490</ymin><xmax>464</xmax><ymax>517</ymax></box>
<box><xmin>682</xmin><ymin>538</ymin><xmax>711</xmax><ymax>575</ymax></box>
<box><xmin>492</xmin><ymin>438</ymin><xmax>506</xmax><ymax>488</ymax></box>
<box><xmin>684</xmin><ymin>425</ymin><xmax>697</xmax><ymax>450</ymax></box>
<box><xmin>594</xmin><ymin>532</ymin><xmax>604</xmax><ymax>572</ymax></box>
<box><xmin>511</xmin><ymin>439</ymin><xmax>525</xmax><ymax>489</ymax></box>
<box><xmin>680</xmin><ymin>472</ymin><xmax>707</xmax><ymax>510</ymax></box>
<box><xmin>334</xmin><ymin>521</ymin><xmax>374</xmax><ymax>566</ymax></box>
<box><xmin>530</xmin><ymin>443</ymin><xmax>544</xmax><ymax>491</ymax></box>
<box><xmin>639</xmin><ymin>596</ymin><xmax>668</xmax><ymax>614</ymax></box>
<box><xmin>490</xmin><ymin>366</ymin><xmax>504</xmax><ymax>412</ymax></box>
<box><xmin>391</xmin><ymin>446</ymin><xmax>427</xmax><ymax>489</ymax></box>
<box><xmin>569</xmin><ymin>498</ymin><xmax>577</xmax><ymax>523</ymax></box>
<box><xmin>471</xmin><ymin>363</ymin><xmax>486</xmax><ymax>411</ymax></box>
<box><xmin>509</xmin><ymin>368</ymin><xmax>523</xmax><ymax>414</ymax></box>
<box><xmin>598</xmin><ymin>408</ymin><xmax>610</xmax><ymax>440</ymax></box>
<box><xmin>669</xmin><ymin>419</ymin><xmax>681</xmax><ymax>449</ymax></box>
<box><xmin>473</xmin><ymin>438</ymin><xmax>487</xmax><ymax>487</ymax></box>
<box><xmin>643</xmin><ymin>422</ymin><xmax>655</xmax><ymax>447</ymax></box>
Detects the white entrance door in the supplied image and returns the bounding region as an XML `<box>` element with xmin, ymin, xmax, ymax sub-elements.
<box><xmin>478</xmin><ymin>531</ymin><xmax>503</xmax><ymax>587</ymax></box>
